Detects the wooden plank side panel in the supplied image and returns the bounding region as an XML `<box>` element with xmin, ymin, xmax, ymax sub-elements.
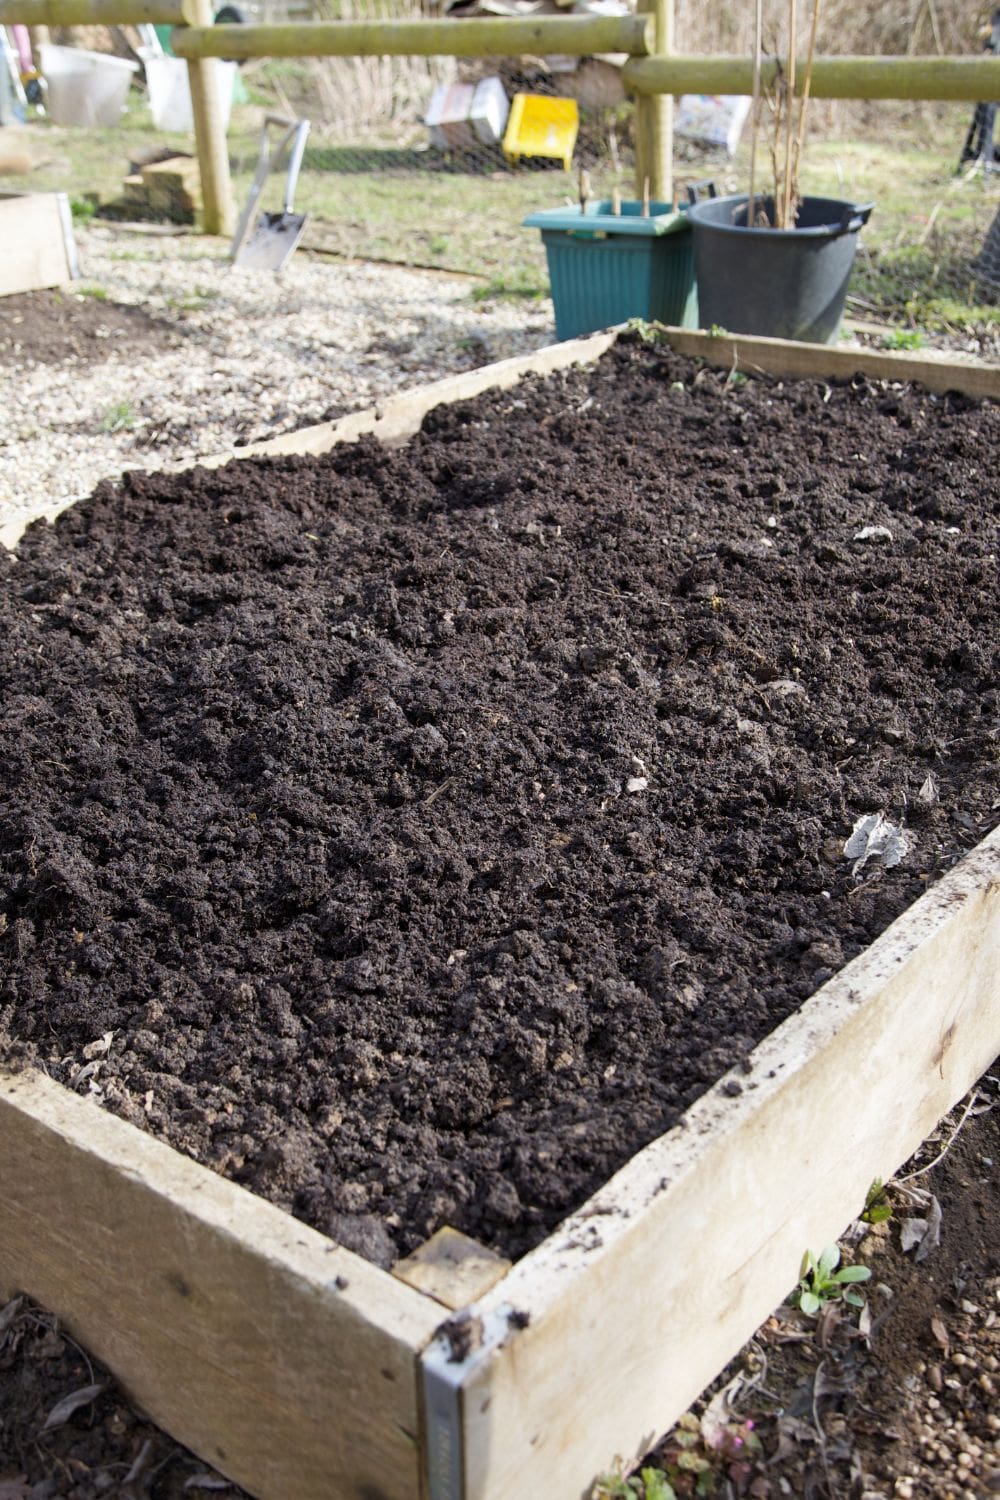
<box><xmin>663</xmin><ymin>327</ymin><xmax>1000</xmax><ymax>400</ymax></box>
<box><xmin>0</xmin><ymin>1072</ymin><xmax>443</xmax><ymax>1500</ymax></box>
<box><xmin>0</xmin><ymin>195</ymin><xmax>74</xmax><ymax>298</ymax></box>
<box><xmin>455</xmin><ymin>827</ymin><xmax>1000</xmax><ymax>1500</ymax></box>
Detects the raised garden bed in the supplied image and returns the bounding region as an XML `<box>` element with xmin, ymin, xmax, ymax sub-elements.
<box><xmin>1</xmin><ymin>327</ymin><xmax>999</xmax><ymax>1500</ymax></box>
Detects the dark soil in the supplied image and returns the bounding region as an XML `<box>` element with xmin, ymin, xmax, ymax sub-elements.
<box><xmin>0</xmin><ymin>335</ymin><xmax>997</xmax><ymax>1266</ymax></box>
<box><xmin>0</xmin><ymin>289</ymin><xmax>178</xmax><ymax>368</ymax></box>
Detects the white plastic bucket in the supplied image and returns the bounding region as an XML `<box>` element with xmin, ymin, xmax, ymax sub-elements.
<box><xmin>145</xmin><ymin>56</ymin><xmax>237</xmax><ymax>135</ymax></box>
<box><xmin>39</xmin><ymin>44</ymin><xmax>138</xmax><ymax>128</ymax></box>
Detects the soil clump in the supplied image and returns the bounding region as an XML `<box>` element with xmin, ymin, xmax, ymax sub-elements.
<box><xmin>1</xmin><ymin>336</ymin><xmax>997</xmax><ymax>1262</ymax></box>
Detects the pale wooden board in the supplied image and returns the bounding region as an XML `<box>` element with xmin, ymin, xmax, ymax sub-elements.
<box><xmin>0</xmin><ymin>1072</ymin><xmax>442</xmax><ymax>1500</ymax></box>
<box><xmin>664</xmin><ymin>326</ymin><xmax>1000</xmax><ymax>400</ymax></box>
<box><xmin>0</xmin><ymin>193</ymin><xmax>76</xmax><ymax>298</ymax></box>
<box><xmin>450</xmin><ymin>826</ymin><xmax>1000</xmax><ymax>1500</ymax></box>
<box><xmin>393</xmin><ymin>1227</ymin><xmax>511</xmax><ymax>1311</ymax></box>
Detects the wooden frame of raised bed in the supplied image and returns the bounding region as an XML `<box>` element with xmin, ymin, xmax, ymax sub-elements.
<box><xmin>2</xmin><ymin>327</ymin><xmax>999</xmax><ymax>1500</ymax></box>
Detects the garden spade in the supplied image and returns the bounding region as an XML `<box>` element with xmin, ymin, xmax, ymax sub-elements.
<box><xmin>232</xmin><ymin>114</ymin><xmax>311</xmax><ymax>272</ymax></box>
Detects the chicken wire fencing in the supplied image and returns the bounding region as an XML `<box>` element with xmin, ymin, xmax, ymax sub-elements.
<box><xmin>231</xmin><ymin>50</ymin><xmax>644</xmax><ymax>279</ymax></box>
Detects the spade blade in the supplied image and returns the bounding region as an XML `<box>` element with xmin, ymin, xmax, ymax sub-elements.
<box><xmin>234</xmin><ymin>211</ymin><xmax>308</xmax><ymax>272</ymax></box>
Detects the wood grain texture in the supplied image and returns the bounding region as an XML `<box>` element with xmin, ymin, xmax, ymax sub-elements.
<box><xmin>0</xmin><ymin>194</ymin><xmax>74</xmax><ymax>298</ymax></box>
<box><xmin>185</xmin><ymin>0</ymin><xmax>235</xmax><ymax>238</ymax></box>
<box><xmin>662</xmin><ymin>327</ymin><xmax>1000</xmax><ymax>400</ymax></box>
<box><xmin>0</xmin><ymin>0</ymin><xmax>195</xmax><ymax>21</ymax></box>
<box><xmin>451</xmin><ymin>826</ymin><xmax>1000</xmax><ymax>1500</ymax></box>
<box><xmin>0</xmin><ymin>1071</ymin><xmax>442</xmax><ymax>1500</ymax></box>
<box><xmin>170</xmin><ymin>14</ymin><xmax>652</xmax><ymax>60</ymax></box>
<box><xmin>634</xmin><ymin>0</ymin><xmax>671</xmax><ymax>201</ymax></box>
<box><xmin>392</xmin><ymin>1228</ymin><xmax>511</xmax><ymax>1312</ymax></box>
<box><xmin>623</xmin><ymin>53</ymin><xmax>1000</xmax><ymax>102</ymax></box>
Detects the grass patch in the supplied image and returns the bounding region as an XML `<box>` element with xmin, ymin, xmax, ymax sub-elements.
<box><xmin>75</xmin><ymin>285</ymin><xmax>109</xmax><ymax>301</ymax></box>
<box><xmin>471</xmin><ymin>268</ymin><xmax>548</xmax><ymax>303</ymax></box>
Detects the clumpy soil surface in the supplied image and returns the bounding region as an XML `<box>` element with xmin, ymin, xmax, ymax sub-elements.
<box><xmin>1</xmin><ymin>335</ymin><xmax>997</xmax><ymax>1265</ymax></box>
<box><xmin>0</xmin><ymin>289</ymin><xmax>178</xmax><ymax>368</ymax></box>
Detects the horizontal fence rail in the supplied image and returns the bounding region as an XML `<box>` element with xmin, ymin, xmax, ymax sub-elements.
<box><xmin>0</xmin><ymin>0</ymin><xmax>196</xmax><ymax>21</ymax></box>
<box><xmin>623</xmin><ymin>53</ymin><xmax>1000</xmax><ymax>101</ymax></box>
<box><xmin>169</xmin><ymin>14</ymin><xmax>652</xmax><ymax>59</ymax></box>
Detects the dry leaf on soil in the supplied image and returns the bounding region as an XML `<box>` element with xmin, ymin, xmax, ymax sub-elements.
<box><xmin>900</xmin><ymin>1194</ymin><xmax>943</xmax><ymax>1262</ymax></box>
<box><xmin>40</xmin><ymin>1381</ymin><xmax>107</xmax><ymax>1433</ymax></box>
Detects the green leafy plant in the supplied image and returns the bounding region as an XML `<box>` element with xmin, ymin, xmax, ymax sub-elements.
<box><xmin>795</xmin><ymin>1245</ymin><xmax>871</xmax><ymax>1316</ymax></box>
<box><xmin>69</xmin><ymin>194</ymin><xmax>98</xmax><ymax>224</ymax></box>
<box><xmin>626</xmin><ymin>317</ymin><xmax>669</xmax><ymax>345</ymax></box>
<box><xmin>861</xmin><ymin>1177</ymin><xmax>893</xmax><ymax>1225</ymax></box>
<box><xmin>101</xmin><ymin>401</ymin><xmax>137</xmax><ymax>433</ymax></box>
<box><xmin>880</xmin><ymin>327</ymin><xmax>924</xmax><ymax>350</ymax></box>
<box><xmin>593</xmin><ymin>1467</ymin><xmax>677</xmax><ymax>1499</ymax></box>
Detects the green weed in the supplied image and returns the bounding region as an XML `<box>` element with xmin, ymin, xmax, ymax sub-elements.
<box><xmin>880</xmin><ymin>327</ymin><xmax>925</xmax><ymax>350</ymax></box>
<box><xmin>593</xmin><ymin>1465</ymin><xmax>677</xmax><ymax>1499</ymax></box>
<box><xmin>101</xmin><ymin>401</ymin><xmax>137</xmax><ymax>433</ymax></box>
<box><xmin>75</xmin><ymin>285</ymin><xmax>108</xmax><ymax>301</ymax></box>
<box><xmin>69</xmin><ymin>195</ymin><xmax>98</xmax><ymax>224</ymax></box>
<box><xmin>794</xmin><ymin>1245</ymin><xmax>871</xmax><ymax>1317</ymax></box>
<box><xmin>627</xmin><ymin>318</ymin><xmax>669</xmax><ymax>344</ymax></box>
<box><xmin>471</xmin><ymin>269</ymin><xmax>547</xmax><ymax>303</ymax></box>
<box><xmin>861</xmin><ymin>1178</ymin><xmax>893</xmax><ymax>1225</ymax></box>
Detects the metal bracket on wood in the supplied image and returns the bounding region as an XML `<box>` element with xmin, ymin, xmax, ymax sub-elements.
<box><xmin>421</xmin><ymin>1305</ymin><xmax>515</xmax><ymax>1500</ymax></box>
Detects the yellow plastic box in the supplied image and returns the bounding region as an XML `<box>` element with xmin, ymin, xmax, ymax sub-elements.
<box><xmin>502</xmin><ymin>93</ymin><xmax>579</xmax><ymax>170</ymax></box>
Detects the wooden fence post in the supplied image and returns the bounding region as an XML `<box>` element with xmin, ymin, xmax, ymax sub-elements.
<box><xmin>185</xmin><ymin>0</ymin><xmax>235</xmax><ymax>237</ymax></box>
<box><xmin>634</xmin><ymin>0</ymin><xmax>671</xmax><ymax>203</ymax></box>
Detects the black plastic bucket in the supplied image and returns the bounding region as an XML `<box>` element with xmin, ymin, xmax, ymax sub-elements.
<box><xmin>687</xmin><ymin>193</ymin><xmax>874</xmax><ymax>344</ymax></box>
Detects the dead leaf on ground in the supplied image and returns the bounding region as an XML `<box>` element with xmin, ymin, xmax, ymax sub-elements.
<box><xmin>816</xmin><ymin>1300</ymin><xmax>842</xmax><ymax>1350</ymax></box>
<box><xmin>700</xmin><ymin>1372</ymin><xmax>745</xmax><ymax>1449</ymax></box>
<box><xmin>772</xmin><ymin>1413</ymin><xmax>819</xmax><ymax>1462</ymax></box>
<box><xmin>0</xmin><ymin>1298</ymin><xmax>24</xmax><ymax>1338</ymax></box>
<box><xmin>40</xmin><ymin>1381</ymin><xmax>107</xmax><ymax>1433</ymax></box>
<box><xmin>900</xmin><ymin>1194</ymin><xmax>942</xmax><ymax>1262</ymax></box>
<box><xmin>930</xmin><ymin>1313</ymin><xmax>951</xmax><ymax>1353</ymax></box>
<box><xmin>123</xmin><ymin>1437</ymin><xmax>155</xmax><ymax>1484</ymax></box>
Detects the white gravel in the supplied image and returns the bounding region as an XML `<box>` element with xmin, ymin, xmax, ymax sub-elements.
<box><xmin>0</xmin><ymin>221</ymin><xmax>554</xmax><ymax>541</ymax></box>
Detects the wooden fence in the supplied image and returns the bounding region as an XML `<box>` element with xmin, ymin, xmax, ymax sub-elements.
<box><xmin>1</xmin><ymin>0</ymin><xmax>999</xmax><ymax>249</ymax></box>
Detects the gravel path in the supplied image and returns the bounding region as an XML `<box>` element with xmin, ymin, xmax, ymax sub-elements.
<box><xmin>0</xmin><ymin>221</ymin><xmax>552</xmax><ymax>541</ymax></box>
